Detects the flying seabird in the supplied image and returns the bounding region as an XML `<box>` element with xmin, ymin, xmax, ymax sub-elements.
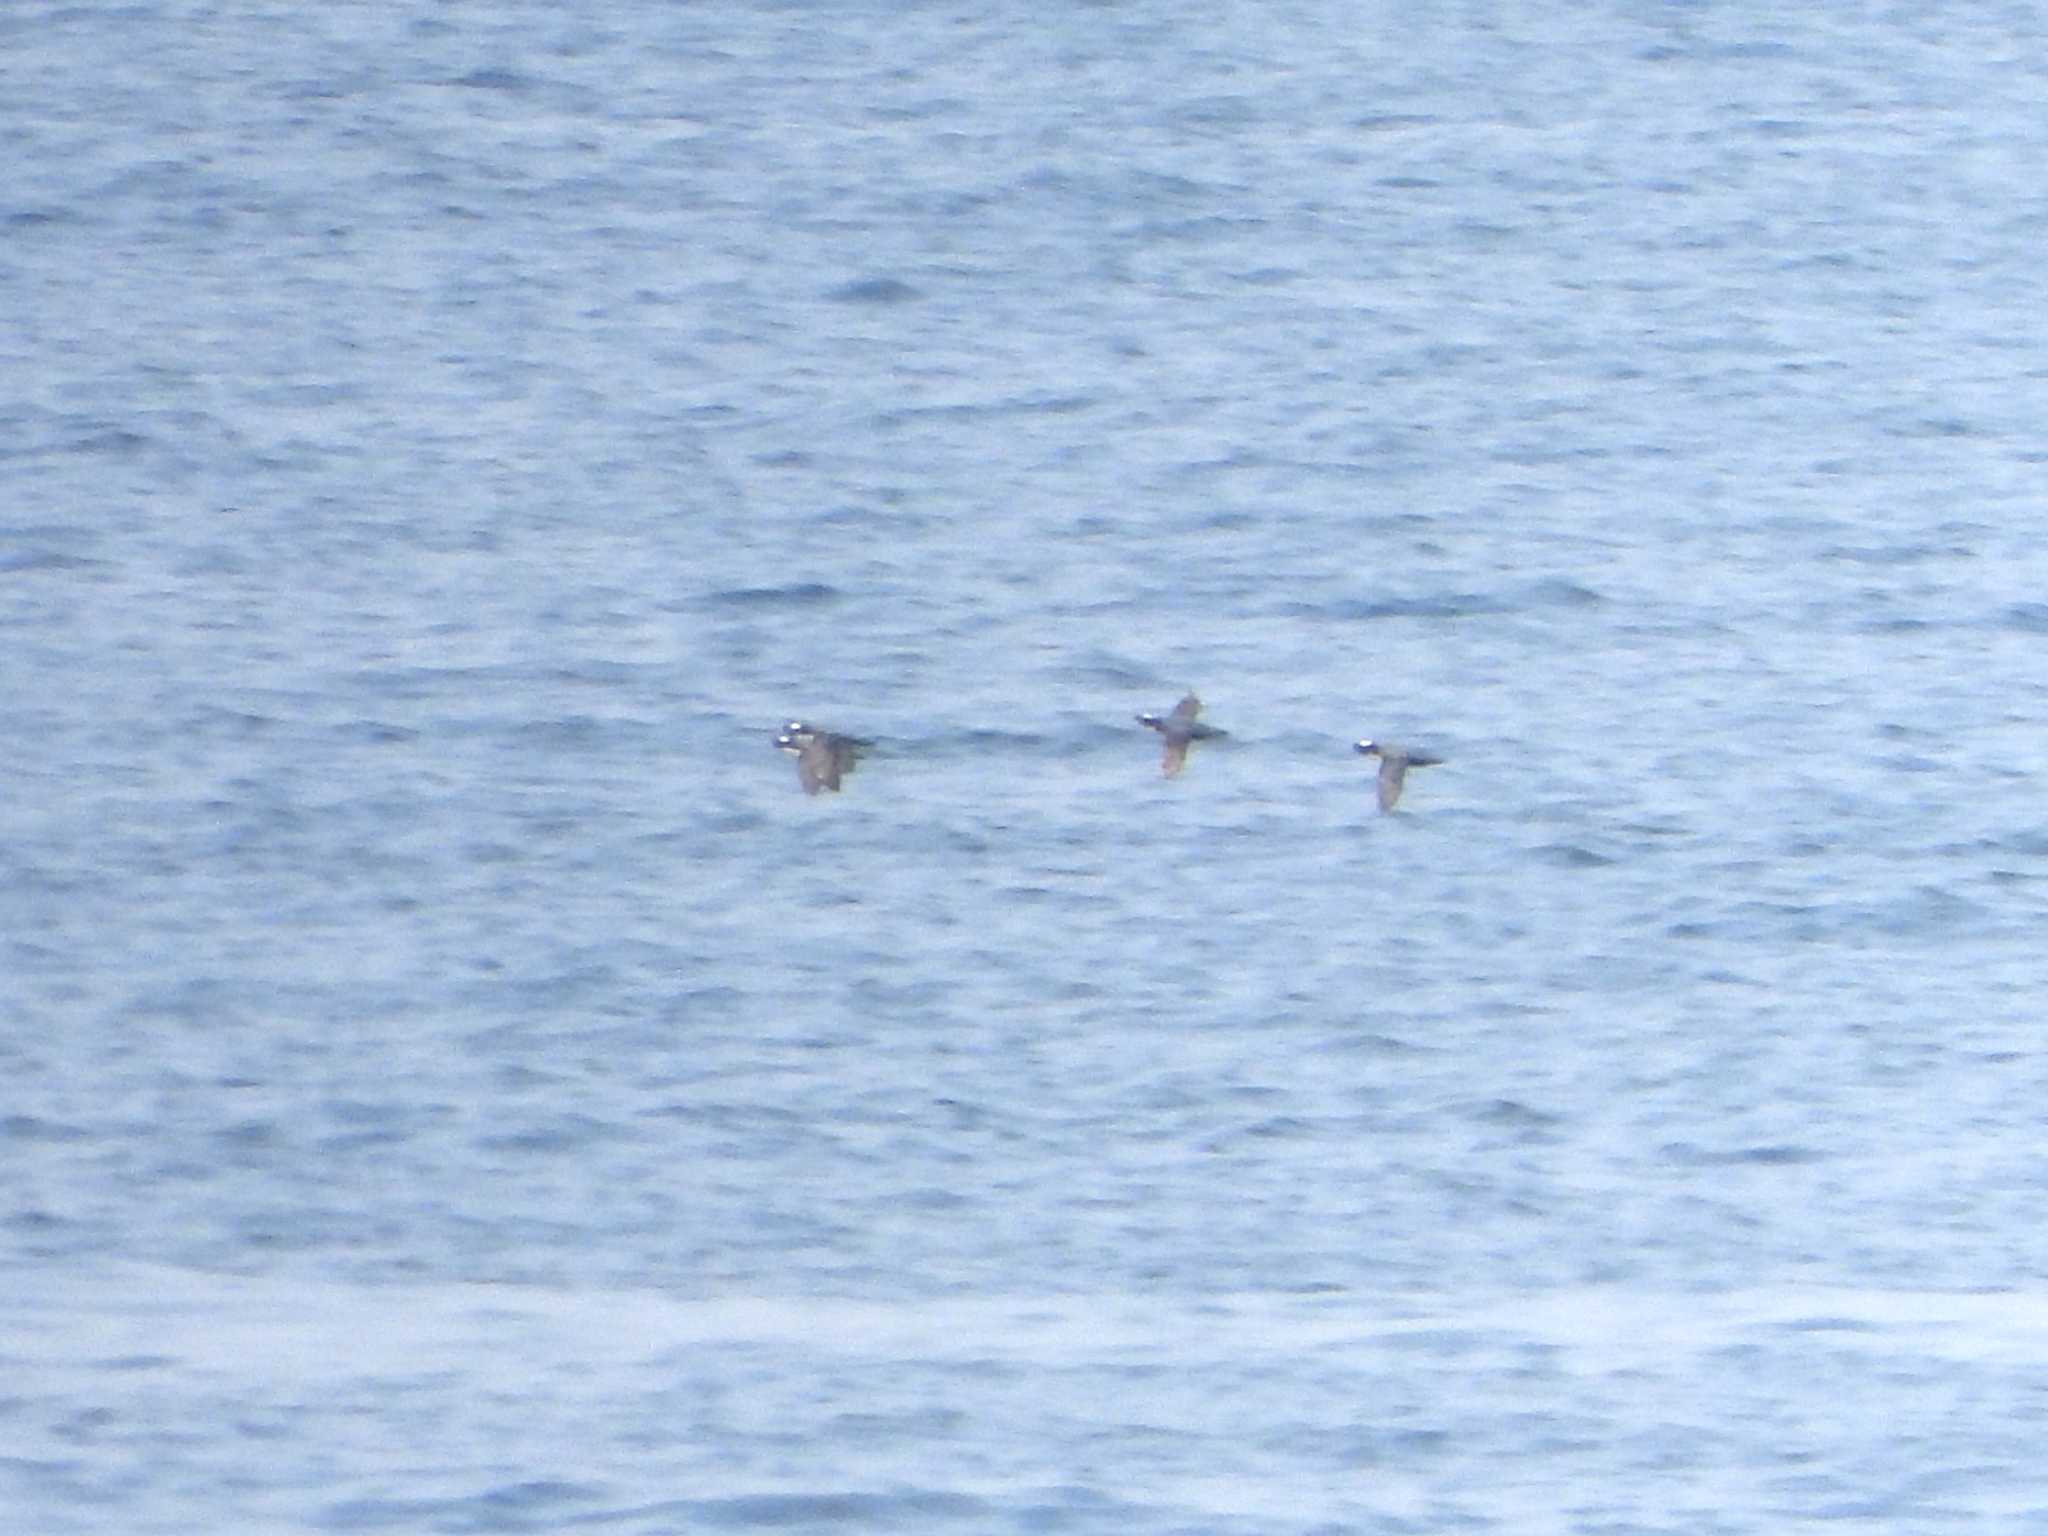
<box><xmin>1354</xmin><ymin>738</ymin><xmax>1443</xmax><ymax>811</ymax></box>
<box><xmin>1136</xmin><ymin>693</ymin><xmax>1227</xmax><ymax>777</ymax></box>
<box><xmin>775</xmin><ymin>721</ymin><xmax>871</xmax><ymax>794</ymax></box>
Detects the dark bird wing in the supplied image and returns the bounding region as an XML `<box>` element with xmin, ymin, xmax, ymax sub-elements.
<box><xmin>1160</xmin><ymin>738</ymin><xmax>1190</xmax><ymax>777</ymax></box>
<box><xmin>1377</xmin><ymin>756</ymin><xmax>1408</xmax><ymax>812</ymax></box>
<box><xmin>796</xmin><ymin>739</ymin><xmax>835</xmax><ymax>793</ymax></box>
<box><xmin>1167</xmin><ymin>693</ymin><xmax>1202</xmax><ymax>727</ymax></box>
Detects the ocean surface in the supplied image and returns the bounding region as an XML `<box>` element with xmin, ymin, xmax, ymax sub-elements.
<box><xmin>8</xmin><ymin>2</ymin><xmax>2048</xmax><ymax>1530</ymax></box>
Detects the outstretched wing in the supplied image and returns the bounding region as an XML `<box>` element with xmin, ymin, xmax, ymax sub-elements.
<box><xmin>1160</xmin><ymin>738</ymin><xmax>1190</xmax><ymax>777</ymax></box>
<box><xmin>798</xmin><ymin>741</ymin><xmax>839</xmax><ymax>793</ymax></box>
<box><xmin>1377</xmin><ymin>757</ymin><xmax>1407</xmax><ymax>811</ymax></box>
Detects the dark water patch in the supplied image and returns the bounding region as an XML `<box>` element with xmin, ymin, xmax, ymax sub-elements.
<box><xmin>1661</xmin><ymin>1142</ymin><xmax>1822</xmax><ymax>1167</ymax></box>
<box><xmin>849</xmin><ymin>975</ymin><xmax>951</xmax><ymax>1011</ymax></box>
<box><xmin>321</xmin><ymin>1098</ymin><xmax>429</xmax><ymax>1132</ymax></box>
<box><xmin>1778</xmin><ymin>1315</ymin><xmax>1883</xmax><ymax>1334</ymax></box>
<box><xmin>478</xmin><ymin>1113</ymin><xmax>625</xmax><ymax>1156</ymax></box>
<box><xmin>1190</xmin><ymin>504</ymin><xmax>1261</xmax><ymax>531</ymax></box>
<box><xmin>1523</xmin><ymin>578</ymin><xmax>1605</xmax><ymax>609</ymax></box>
<box><xmin>214</xmin><ymin>1119</ymin><xmax>282</xmax><ymax>1152</ymax></box>
<box><xmin>646</xmin><ymin>1101</ymin><xmax>809</xmax><ymax>1141</ymax></box>
<box><xmin>1169</xmin><ymin>93</ymin><xmax>1258</xmax><ymax>130</ymax></box>
<box><xmin>1353</xmin><ymin>113</ymin><xmax>1439</xmax><ymax>132</ymax></box>
<box><xmin>1984</xmin><ymin>827</ymin><xmax>2048</xmax><ymax>858</ymax></box>
<box><xmin>1308</xmin><ymin>579</ymin><xmax>1603</xmax><ymax>622</ymax></box>
<box><xmin>1530</xmin><ymin>842</ymin><xmax>1617</xmax><ymax>870</ymax></box>
<box><xmin>510</xmin><ymin>713</ymin><xmax>619</xmax><ymax>749</ymax></box>
<box><xmin>331</xmin><ymin>719</ymin><xmax>420</xmax><ymax>745</ymax></box>
<box><xmin>2</xmin><ymin>1115</ymin><xmax>90</xmax><ymax>1143</ymax></box>
<box><xmin>1884</xmin><ymin>414</ymin><xmax>1977</xmax><ymax>439</ymax></box>
<box><xmin>1324</xmin><ymin>1031</ymin><xmax>1434</xmax><ymax>1056</ymax></box>
<box><xmin>1850</xmin><ymin>884</ymin><xmax>1988</xmax><ymax>937</ymax></box>
<box><xmin>867</xmin><ymin>96</ymin><xmax>967</xmax><ymax>125</ymax></box>
<box><xmin>2000</xmin><ymin>603</ymin><xmax>2048</xmax><ymax>634</ymax></box>
<box><xmin>57</xmin><ymin>426</ymin><xmax>154</xmax><ymax>458</ymax></box>
<box><xmin>1467</xmin><ymin>1099</ymin><xmax>1562</xmax><ymax>1133</ymax></box>
<box><xmin>634</xmin><ymin>1490</ymin><xmax>989</xmax><ymax>1529</ymax></box>
<box><xmin>0</xmin><ymin>546</ymin><xmax>105</xmax><ymax>575</ymax></box>
<box><xmin>325</xmin><ymin>1478</ymin><xmax>605</xmax><ymax>1530</ymax></box>
<box><xmin>443</xmin><ymin>67</ymin><xmax>538</xmax><ymax>92</ymax></box>
<box><xmin>1311</xmin><ymin>592</ymin><xmax>1509</xmax><ymax>621</ymax></box>
<box><xmin>1128</xmin><ymin>212</ymin><xmax>1267</xmax><ymax>244</ymax></box>
<box><xmin>117</xmin><ymin>977</ymin><xmax>261</xmax><ymax>1029</ymax></box>
<box><xmin>1616</xmin><ymin>817</ymin><xmax>1690</xmax><ymax>839</ymax></box>
<box><xmin>660</xmin><ymin>985</ymin><xmax>746</xmax><ymax>1019</ymax></box>
<box><xmin>874</xmin><ymin>392</ymin><xmax>1098</xmax><ymax>428</ymax></box>
<box><xmin>5</xmin><ymin>207</ymin><xmax>85</xmax><ymax>230</ymax></box>
<box><xmin>1051</xmin><ymin>650</ymin><xmax>1155</xmax><ymax>690</ymax></box>
<box><xmin>3</xmin><ymin>1208</ymin><xmax>72</xmax><ymax>1242</ymax></box>
<box><xmin>705</xmin><ymin>582</ymin><xmax>842</xmax><ymax>609</ymax></box>
<box><xmin>827</xmin><ymin>276</ymin><xmax>921</xmax><ymax>305</ymax></box>
<box><xmin>1822</xmin><ymin>542</ymin><xmax>1964</xmax><ymax>567</ymax></box>
<box><xmin>190</xmin><ymin>704</ymin><xmax>279</xmax><ymax>737</ymax></box>
<box><xmin>813</xmin><ymin>503</ymin><xmax>931</xmax><ymax>534</ymax></box>
<box><xmin>1666</xmin><ymin>901</ymin><xmax>1823</xmax><ymax>943</ymax></box>
<box><xmin>1233</xmin><ymin>1115</ymin><xmax>1317</xmax><ymax>1143</ymax></box>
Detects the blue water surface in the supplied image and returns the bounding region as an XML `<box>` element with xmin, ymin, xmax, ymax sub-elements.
<box><xmin>8</xmin><ymin>2</ymin><xmax>2048</xmax><ymax>1531</ymax></box>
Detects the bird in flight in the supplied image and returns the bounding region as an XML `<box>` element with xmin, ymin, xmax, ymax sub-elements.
<box><xmin>1136</xmin><ymin>693</ymin><xmax>1227</xmax><ymax>777</ymax></box>
<box><xmin>775</xmin><ymin>720</ymin><xmax>872</xmax><ymax>794</ymax></box>
<box><xmin>1354</xmin><ymin>738</ymin><xmax>1443</xmax><ymax>811</ymax></box>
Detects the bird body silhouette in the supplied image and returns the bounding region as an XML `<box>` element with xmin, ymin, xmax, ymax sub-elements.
<box><xmin>1354</xmin><ymin>738</ymin><xmax>1442</xmax><ymax>811</ymax></box>
<box><xmin>1136</xmin><ymin>693</ymin><xmax>1227</xmax><ymax>777</ymax></box>
<box><xmin>775</xmin><ymin>721</ymin><xmax>871</xmax><ymax>794</ymax></box>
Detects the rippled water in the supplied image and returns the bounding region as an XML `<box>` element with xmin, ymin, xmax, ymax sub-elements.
<box><xmin>9</xmin><ymin>2</ymin><xmax>2048</xmax><ymax>1531</ymax></box>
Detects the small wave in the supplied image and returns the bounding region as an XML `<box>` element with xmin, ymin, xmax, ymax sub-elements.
<box><xmin>1821</xmin><ymin>541</ymin><xmax>1958</xmax><ymax>566</ymax></box>
<box><xmin>874</xmin><ymin>392</ymin><xmax>1098</xmax><ymax>426</ymax></box>
<box><xmin>0</xmin><ymin>548</ymin><xmax>103</xmax><ymax>573</ymax></box>
<box><xmin>331</xmin><ymin>720</ymin><xmax>419</xmax><ymax>745</ymax></box>
<box><xmin>327</xmin><ymin>1480</ymin><xmax>602</xmax><ymax>1529</ymax></box>
<box><xmin>706</xmin><ymin>582</ymin><xmax>841</xmax><ymax>608</ymax></box>
<box><xmin>1531</xmin><ymin>843</ymin><xmax>1617</xmax><ymax>870</ymax></box>
<box><xmin>5</xmin><ymin>207</ymin><xmax>78</xmax><ymax>228</ymax></box>
<box><xmin>1661</xmin><ymin>1142</ymin><xmax>1821</xmax><ymax>1167</ymax></box>
<box><xmin>477</xmin><ymin>1113</ymin><xmax>624</xmax><ymax>1155</ymax></box>
<box><xmin>675</xmin><ymin>1490</ymin><xmax>990</xmax><ymax>1527</ymax></box>
<box><xmin>1318</xmin><ymin>580</ymin><xmax>1602</xmax><ymax>621</ymax></box>
<box><xmin>444</xmin><ymin>67</ymin><xmax>535</xmax><ymax>91</ymax></box>
<box><xmin>1325</xmin><ymin>592</ymin><xmax>1507</xmax><ymax>620</ymax></box>
<box><xmin>1469</xmin><ymin>1098</ymin><xmax>1563</xmax><ymax>1131</ymax></box>
<box><xmin>1778</xmin><ymin>1315</ymin><xmax>1883</xmax><ymax>1334</ymax></box>
<box><xmin>1</xmin><ymin>1114</ymin><xmax>90</xmax><ymax>1143</ymax></box>
<box><xmin>827</xmin><ymin>276</ymin><xmax>921</xmax><ymax>305</ymax></box>
<box><xmin>67</xmin><ymin>428</ymin><xmax>154</xmax><ymax>457</ymax></box>
<box><xmin>1353</xmin><ymin>113</ymin><xmax>1439</xmax><ymax>132</ymax></box>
